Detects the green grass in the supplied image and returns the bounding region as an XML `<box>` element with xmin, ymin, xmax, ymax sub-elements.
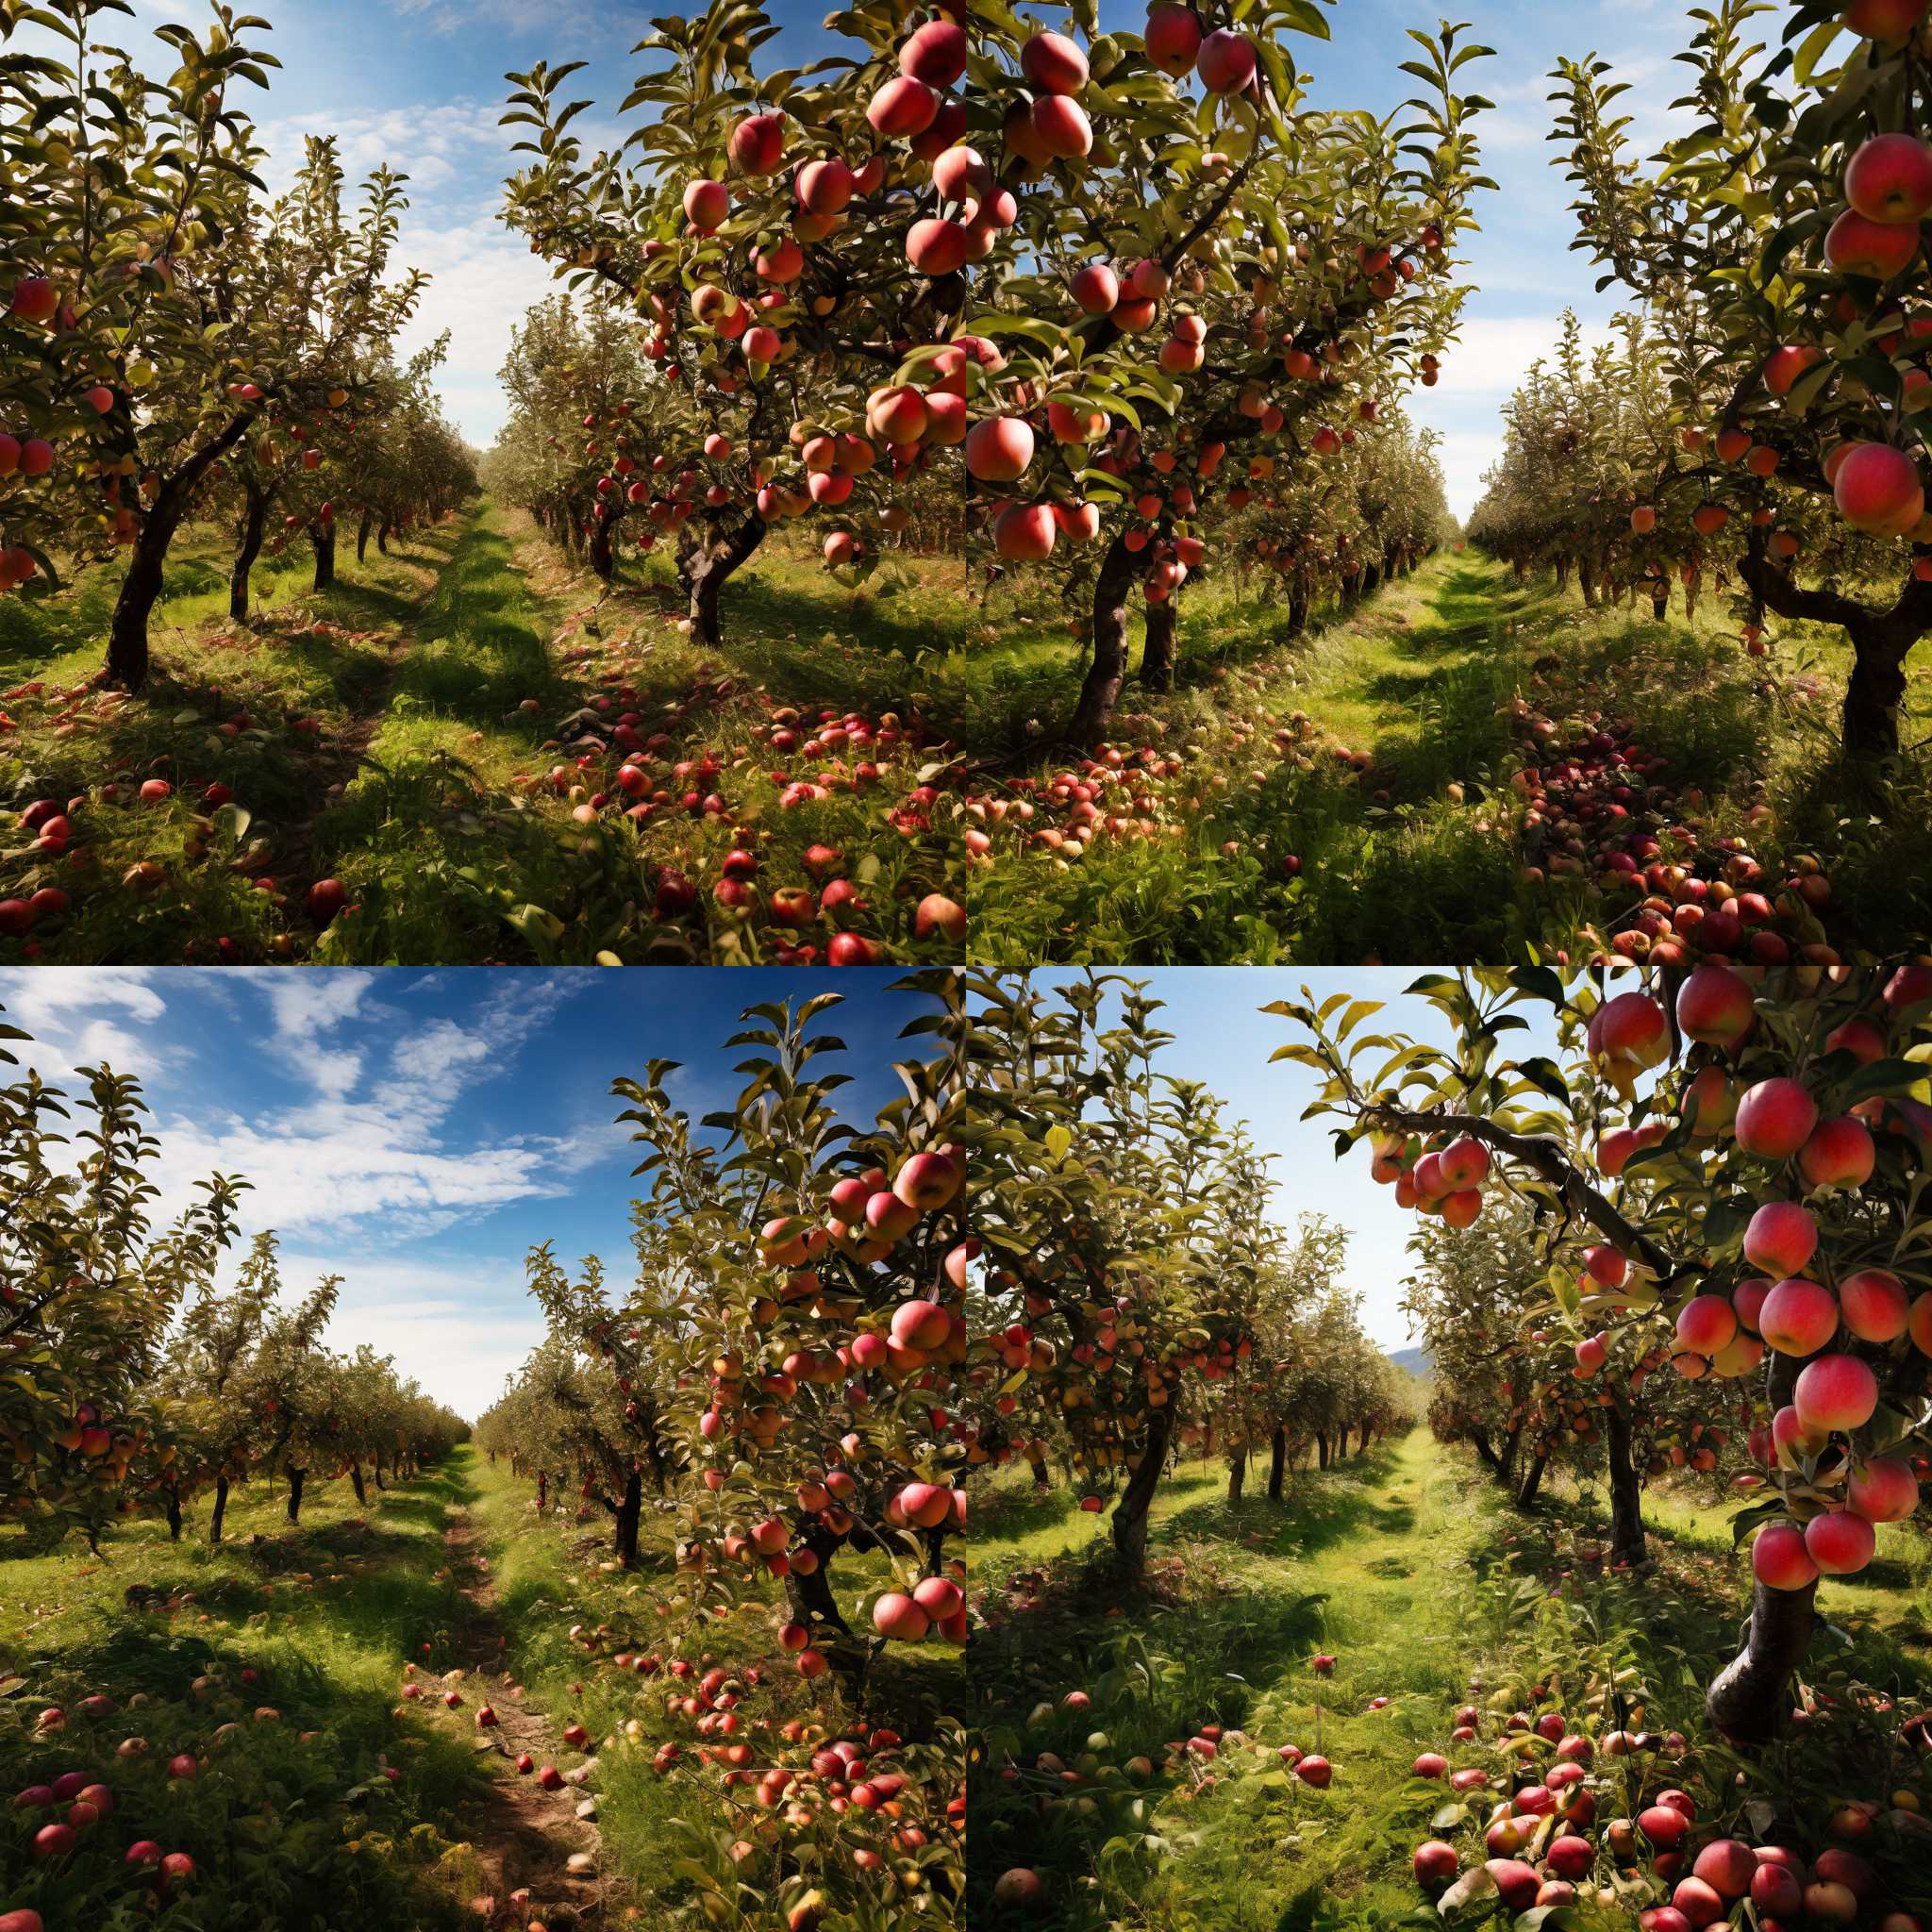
<box><xmin>459</xmin><ymin>1450</ymin><xmax>966</xmax><ymax>1927</ymax></box>
<box><xmin>973</xmin><ymin>1433</ymin><xmax>1932</xmax><ymax>1932</ymax></box>
<box><xmin>0</xmin><ymin>1456</ymin><xmax>484</xmax><ymax>1930</ymax></box>
<box><xmin>3</xmin><ymin>517</ymin><xmax>1925</xmax><ymax>963</ymax></box>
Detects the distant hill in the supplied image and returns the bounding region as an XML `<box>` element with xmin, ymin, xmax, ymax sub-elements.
<box><xmin>1387</xmin><ymin>1345</ymin><xmax>1431</xmax><ymax>1378</ymax></box>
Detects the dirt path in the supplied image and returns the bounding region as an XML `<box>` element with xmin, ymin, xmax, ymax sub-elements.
<box><xmin>442</xmin><ymin>1504</ymin><xmax>608</xmax><ymax>1929</ymax></box>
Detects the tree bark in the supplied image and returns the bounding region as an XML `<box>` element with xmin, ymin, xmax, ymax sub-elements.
<box><xmin>357</xmin><ymin>510</ymin><xmax>374</xmax><ymax>563</ymax></box>
<box><xmin>310</xmin><ymin>523</ymin><xmax>337</xmax><ymax>591</ymax></box>
<box><xmin>1110</xmin><ymin>1404</ymin><xmax>1172</xmax><ymax>1580</ymax></box>
<box><xmin>613</xmin><ymin>1467</ymin><xmax>642</xmax><ymax>1567</ymax></box>
<box><xmin>680</xmin><ymin>511</ymin><xmax>767</xmax><ymax>643</ymax></box>
<box><xmin>1316</xmin><ymin>1431</ymin><xmax>1330</xmax><ymax>1470</ymax></box>
<box><xmin>1606</xmin><ymin>1404</ymin><xmax>1646</xmax><ymax>1566</ymax></box>
<box><xmin>1288</xmin><ymin>573</ymin><xmax>1309</xmax><ymax>638</ymax></box>
<box><xmin>1268</xmin><ymin>1425</ymin><xmax>1287</xmax><ymax>1501</ymax></box>
<box><xmin>286</xmin><ymin>1467</ymin><xmax>307</xmax><ymax>1524</ymax></box>
<box><xmin>1516</xmin><ymin>1449</ymin><xmax>1547</xmax><ymax>1510</ymax></box>
<box><xmin>210</xmin><ymin>1474</ymin><xmax>229</xmax><ymax>1545</ymax></box>
<box><xmin>1027</xmin><ymin>1451</ymin><xmax>1050</xmax><ymax>1490</ymax></box>
<box><xmin>377</xmin><ymin>520</ymin><xmax>392</xmax><ymax>555</ymax></box>
<box><xmin>1141</xmin><ymin>598</ymin><xmax>1177</xmax><ymax>692</ymax></box>
<box><xmin>588</xmin><ymin>513</ymin><xmax>615</xmax><ymax>582</ymax></box>
<box><xmin>108</xmin><ymin>413</ymin><xmax>253</xmax><ymax>691</ymax></box>
<box><xmin>230</xmin><ymin>479</ymin><xmax>269</xmax><ymax>621</ymax></box>
<box><xmin>1707</xmin><ymin>1579</ymin><xmax>1816</xmax><ymax>1744</ymax></box>
<box><xmin>1226</xmin><ymin>1445</ymin><xmax>1246</xmax><ymax>1505</ymax></box>
<box><xmin>349</xmin><ymin>1461</ymin><xmax>367</xmax><ymax>1507</ymax></box>
<box><xmin>1070</xmin><ymin>531</ymin><xmax>1139</xmax><ymax>743</ymax></box>
<box><xmin>166</xmin><ymin>1491</ymin><xmax>182</xmax><ymax>1541</ymax></box>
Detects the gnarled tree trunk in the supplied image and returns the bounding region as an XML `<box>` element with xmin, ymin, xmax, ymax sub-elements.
<box><xmin>1070</xmin><ymin>531</ymin><xmax>1139</xmax><ymax>743</ymax></box>
<box><xmin>1141</xmin><ymin>597</ymin><xmax>1177</xmax><ymax>692</ymax></box>
<box><xmin>357</xmin><ymin>509</ymin><xmax>374</xmax><ymax>563</ymax></box>
<box><xmin>1606</xmin><ymin>1404</ymin><xmax>1645</xmax><ymax>1566</ymax></box>
<box><xmin>350</xmin><ymin>1461</ymin><xmax>367</xmax><ymax>1507</ymax></box>
<box><xmin>1268</xmin><ymin>1425</ymin><xmax>1287</xmax><ymax>1501</ymax></box>
<box><xmin>679</xmin><ymin>511</ymin><xmax>767</xmax><ymax>643</ymax></box>
<box><xmin>1225</xmin><ymin>1444</ymin><xmax>1246</xmax><ymax>1504</ymax></box>
<box><xmin>230</xmin><ymin>479</ymin><xmax>269</xmax><ymax>621</ymax></box>
<box><xmin>1708</xmin><ymin>1579</ymin><xmax>1815</xmax><ymax>1743</ymax></box>
<box><xmin>209</xmin><ymin>1474</ymin><xmax>230</xmax><ymax>1544</ymax></box>
<box><xmin>310</xmin><ymin>524</ymin><xmax>336</xmax><ymax>591</ymax></box>
<box><xmin>1516</xmin><ymin>1449</ymin><xmax>1547</xmax><ymax>1510</ymax></box>
<box><xmin>613</xmin><ymin>1467</ymin><xmax>642</xmax><ymax>1568</ymax></box>
<box><xmin>1110</xmin><ymin>1403</ymin><xmax>1172</xmax><ymax>1580</ymax></box>
<box><xmin>286</xmin><ymin>1467</ymin><xmax>307</xmax><ymax>1524</ymax></box>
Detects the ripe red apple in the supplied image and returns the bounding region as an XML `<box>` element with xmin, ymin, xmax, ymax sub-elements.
<box><xmin>1413</xmin><ymin>1840</ymin><xmax>1458</xmax><ymax>1887</ymax></box>
<box><xmin>1020</xmin><ymin>29</ymin><xmax>1088</xmax><ymax>93</ymax></box>
<box><xmin>729</xmin><ymin>111</ymin><xmax>786</xmax><ymax>175</ymax></box>
<box><xmin>1806</xmin><ymin>1508</ymin><xmax>1877</xmax><ymax>1574</ymax></box>
<box><xmin>1144</xmin><ymin>4</ymin><xmax>1204</xmax><ymax>75</ymax></box>
<box><xmin>991</xmin><ymin>1868</ymin><xmax>1043</xmax><ymax>1909</ymax></box>
<box><xmin>1196</xmin><ymin>26</ymin><xmax>1256</xmax><ymax>92</ymax></box>
<box><xmin>1834</xmin><ymin>441</ymin><xmax>1924</xmax><ymax>533</ymax></box>
<box><xmin>873</xmin><ymin>1591</ymin><xmax>931</xmax><ymax>1641</ymax></box>
<box><xmin>1743</xmin><ymin>1200</ymin><xmax>1819</xmax><ymax>1276</ymax></box>
<box><xmin>1070</xmin><ymin>261</ymin><xmax>1119</xmax><ymax>313</ymax></box>
<box><xmin>964</xmin><ymin>415</ymin><xmax>1036</xmax><ymax>482</ymax></box>
<box><xmin>993</xmin><ymin>501</ymin><xmax>1056</xmax><ymax>559</ymax></box>
<box><xmin>1754</xmin><ymin>1521</ymin><xmax>1819</xmax><ymax>1591</ymax></box>
<box><xmin>1737</xmin><ymin>1077</ymin><xmax>1821</xmax><ymax>1158</ymax></box>
<box><xmin>1793</xmin><ymin>1353</ymin><xmax>1879</xmax><ymax>1432</ymax></box>
<box><xmin>1847</xmin><ymin>132</ymin><xmax>1932</xmax><ymax>224</ymax></box>
<box><xmin>914</xmin><ymin>892</ymin><xmax>967</xmax><ymax>943</ymax></box>
<box><xmin>1676</xmin><ymin>962</ymin><xmax>1755</xmax><ymax>1047</ymax></box>
<box><xmin>1758</xmin><ymin>1277</ymin><xmax>1838</xmax><ymax>1357</ymax></box>
<box><xmin>1847</xmin><ymin>1454</ymin><xmax>1918</xmax><ymax>1522</ymax></box>
<box><xmin>900</xmin><ymin>17</ymin><xmax>968</xmax><ymax>87</ymax></box>
<box><xmin>1799</xmin><ymin>1116</ymin><xmax>1875</xmax><ymax>1188</ymax></box>
<box><xmin>1840</xmin><ymin>1267</ymin><xmax>1908</xmax><ymax>1341</ymax></box>
<box><xmin>1674</xmin><ymin>1294</ymin><xmax>1738</xmax><ymax>1357</ymax></box>
<box><xmin>1846</xmin><ymin>0</ymin><xmax>1929</xmax><ymax>43</ymax></box>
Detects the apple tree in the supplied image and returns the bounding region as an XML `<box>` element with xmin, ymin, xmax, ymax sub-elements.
<box><xmin>1551</xmin><ymin>0</ymin><xmax>1932</xmax><ymax>755</ymax></box>
<box><xmin>1274</xmin><ymin>957</ymin><xmax>1932</xmax><ymax>1743</ymax></box>
<box><xmin>0</xmin><ymin>998</ymin><xmax>246</xmax><ymax>1551</ymax></box>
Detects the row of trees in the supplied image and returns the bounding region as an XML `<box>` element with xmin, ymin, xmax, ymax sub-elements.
<box><xmin>1473</xmin><ymin>2</ymin><xmax>1932</xmax><ymax>758</ymax></box>
<box><xmin>0</xmin><ymin>1002</ymin><xmax>466</xmax><ymax>1553</ymax></box>
<box><xmin>1</xmin><ymin>1</ymin><xmax>471</xmax><ymax>684</ymax></box>
<box><xmin>493</xmin><ymin>0</ymin><xmax>1490</xmax><ymax>739</ymax></box>
<box><xmin>1275</xmin><ymin>954</ymin><xmax>1932</xmax><ymax>1749</ymax></box>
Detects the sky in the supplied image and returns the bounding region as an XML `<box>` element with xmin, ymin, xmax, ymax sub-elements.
<box><xmin>0</xmin><ymin>965</ymin><xmax>1566</xmax><ymax>1415</ymax></box>
<box><xmin>0</xmin><ymin>966</ymin><xmax>943</xmax><ymax>1421</ymax></box>
<box><xmin>67</xmin><ymin>0</ymin><xmax>1717</xmax><ymax>520</ymax></box>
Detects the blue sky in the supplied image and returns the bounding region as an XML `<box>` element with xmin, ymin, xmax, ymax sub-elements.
<box><xmin>0</xmin><ymin>965</ymin><xmax>1566</xmax><ymax>1415</ymax></box>
<box><xmin>0</xmin><ymin>967</ymin><xmax>942</xmax><ymax>1419</ymax></box>
<box><xmin>84</xmin><ymin>0</ymin><xmax>1711</xmax><ymax>518</ymax></box>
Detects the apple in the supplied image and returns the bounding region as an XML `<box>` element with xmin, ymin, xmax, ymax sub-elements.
<box><xmin>1736</xmin><ymin>1077</ymin><xmax>1820</xmax><ymax>1158</ymax></box>
<box><xmin>1413</xmin><ymin>1840</ymin><xmax>1459</xmax><ymax>1887</ymax></box>
<box><xmin>1758</xmin><ymin>1277</ymin><xmax>1838</xmax><ymax>1356</ymax></box>
<box><xmin>1806</xmin><ymin>1509</ymin><xmax>1877</xmax><ymax>1574</ymax></box>
<box><xmin>992</xmin><ymin>1868</ymin><xmax>1044</xmax><ymax>1909</ymax></box>
<box><xmin>1793</xmin><ymin>1353</ymin><xmax>1879</xmax><ymax>1431</ymax></box>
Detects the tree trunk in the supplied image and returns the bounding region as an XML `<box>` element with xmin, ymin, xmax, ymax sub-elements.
<box><xmin>210</xmin><ymin>1474</ymin><xmax>229</xmax><ymax>1544</ymax></box>
<box><xmin>681</xmin><ymin>512</ymin><xmax>767</xmax><ymax>643</ymax></box>
<box><xmin>1843</xmin><ymin>619</ymin><xmax>1912</xmax><ymax>758</ymax></box>
<box><xmin>589</xmin><ymin>514</ymin><xmax>615</xmax><ymax>582</ymax></box>
<box><xmin>1579</xmin><ymin>568</ymin><xmax>1598</xmax><ymax>609</ymax></box>
<box><xmin>1707</xmin><ymin>1579</ymin><xmax>1816</xmax><ymax>1743</ymax></box>
<box><xmin>1607</xmin><ymin>1405</ymin><xmax>1646</xmax><ymax>1567</ymax></box>
<box><xmin>1141</xmin><ymin>598</ymin><xmax>1177</xmax><ymax>692</ymax></box>
<box><xmin>1268</xmin><ymin>1425</ymin><xmax>1287</xmax><ymax>1501</ymax></box>
<box><xmin>350</xmin><ymin>1461</ymin><xmax>367</xmax><ymax>1507</ymax></box>
<box><xmin>1517</xmin><ymin>1450</ymin><xmax>1548</xmax><ymax>1510</ymax></box>
<box><xmin>166</xmin><ymin>1491</ymin><xmax>182</xmax><ymax>1541</ymax></box>
<box><xmin>1027</xmin><ymin>1451</ymin><xmax>1049</xmax><ymax>1490</ymax></box>
<box><xmin>374</xmin><ymin>1452</ymin><xmax>387</xmax><ymax>1491</ymax></box>
<box><xmin>1554</xmin><ymin>557</ymin><xmax>1571</xmax><ymax>591</ymax></box>
<box><xmin>1110</xmin><ymin>1404</ymin><xmax>1172</xmax><ymax>1581</ymax></box>
<box><xmin>357</xmin><ymin>510</ymin><xmax>374</xmax><ymax>563</ymax></box>
<box><xmin>108</xmin><ymin>519</ymin><xmax>177</xmax><ymax>692</ymax></box>
<box><xmin>286</xmin><ymin>1467</ymin><xmax>307</xmax><ymax>1524</ymax></box>
<box><xmin>1316</xmin><ymin>1431</ymin><xmax>1330</xmax><ymax>1470</ymax></box>
<box><xmin>1650</xmin><ymin>582</ymin><xmax>1669</xmax><ymax>621</ymax></box>
<box><xmin>377</xmin><ymin>520</ymin><xmax>392</xmax><ymax>555</ymax></box>
<box><xmin>230</xmin><ymin>480</ymin><xmax>269</xmax><ymax>621</ymax></box>
<box><xmin>1288</xmin><ymin>573</ymin><xmax>1309</xmax><ymax>638</ymax></box>
<box><xmin>613</xmin><ymin>1467</ymin><xmax>642</xmax><ymax>1568</ymax></box>
<box><xmin>1070</xmin><ymin>531</ymin><xmax>1139</xmax><ymax>743</ymax></box>
<box><xmin>1226</xmin><ymin>1445</ymin><xmax>1246</xmax><ymax>1505</ymax></box>
<box><xmin>310</xmin><ymin>523</ymin><xmax>337</xmax><ymax>591</ymax></box>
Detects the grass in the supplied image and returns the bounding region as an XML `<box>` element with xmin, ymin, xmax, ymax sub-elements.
<box><xmin>459</xmin><ymin>1449</ymin><xmax>966</xmax><ymax>1928</ymax></box>
<box><xmin>973</xmin><ymin>1432</ymin><xmax>1932</xmax><ymax>1931</ymax></box>
<box><xmin>0</xmin><ymin>1455</ymin><xmax>485</xmax><ymax>1930</ymax></box>
<box><xmin>2</xmin><ymin>514</ymin><xmax>1926</xmax><ymax>962</ymax></box>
